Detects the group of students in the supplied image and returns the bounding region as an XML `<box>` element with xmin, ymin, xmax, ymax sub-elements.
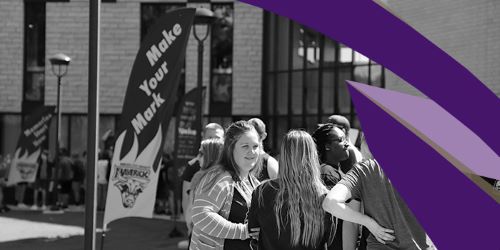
<box><xmin>0</xmin><ymin>148</ymin><xmax>88</xmax><ymax>211</ymax></box>
<box><xmin>179</xmin><ymin>116</ymin><xmax>436</xmax><ymax>250</ymax></box>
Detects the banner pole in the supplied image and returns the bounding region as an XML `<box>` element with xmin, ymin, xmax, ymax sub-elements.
<box><xmin>99</xmin><ymin>228</ymin><xmax>106</xmax><ymax>250</ymax></box>
<box><xmin>85</xmin><ymin>0</ymin><xmax>100</xmax><ymax>250</ymax></box>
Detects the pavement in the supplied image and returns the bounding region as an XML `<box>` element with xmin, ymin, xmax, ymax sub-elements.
<box><xmin>0</xmin><ymin>207</ymin><xmax>190</xmax><ymax>250</ymax></box>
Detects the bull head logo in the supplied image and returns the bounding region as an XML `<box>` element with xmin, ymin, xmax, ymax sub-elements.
<box><xmin>114</xmin><ymin>178</ymin><xmax>148</xmax><ymax>208</ymax></box>
<box><xmin>11</xmin><ymin>148</ymin><xmax>40</xmax><ymax>182</ymax></box>
<box><xmin>17</xmin><ymin>163</ymin><xmax>36</xmax><ymax>180</ymax></box>
<box><xmin>110</xmin><ymin>126</ymin><xmax>162</xmax><ymax>210</ymax></box>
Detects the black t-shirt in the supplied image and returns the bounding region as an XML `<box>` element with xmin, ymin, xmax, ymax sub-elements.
<box><xmin>319</xmin><ymin>163</ymin><xmax>344</xmax><ymax>250</ymax></box>
<box><xmin>248</xmin><ymin>180</ymin><xmax>334</xmax><ymax>250</ymax></box>
<box><xmin>72</xmin><ymin>159</ymin><xmax>85</xmax><ymax>182</ymax></box>
<box><xmin>224</xmin><ymin>190</ymin><xmax>252</xmax><ymax>250</ymax></box>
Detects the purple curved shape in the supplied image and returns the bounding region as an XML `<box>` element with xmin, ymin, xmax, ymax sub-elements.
<box><xmin>348</xmin><ymin>83</ymin><xmax>499</xmax><ymax>249</ymax></box>
<box><xmin>347</xmin><ymin>81</ymin><xmax>500</xmax><ymax>180</ymax></box>
<box><xmin>240</xmin><ymin>0</ymin><xmax>500</xmax><ymax>153</ymax></box>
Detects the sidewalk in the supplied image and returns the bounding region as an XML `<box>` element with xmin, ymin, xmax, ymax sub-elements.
<box><xmin>0</xmin><ymin>208</ymin><xmax>189</xmax><ymax>250</ymax></box>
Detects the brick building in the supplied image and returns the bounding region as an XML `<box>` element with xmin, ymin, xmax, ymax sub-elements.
<box><xmin>0</xmin><ymin>0</ymin><xmax>498</xmax><ymax>157</ymax></box>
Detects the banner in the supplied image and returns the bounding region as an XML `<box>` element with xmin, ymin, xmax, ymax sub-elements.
<box><xmin>173</xmin><ymin>86</ymin><xmax>205</xmax><ymax>169</ymax></box>
<box><xmin>7</xmin><ymin>106</ymin><xmax>55</xmax><ymax>185</ymax></box>
<box><xmin>103</xmin><ymin>8</ymin><xmax>196</xmax><ymax>227</ymax></box>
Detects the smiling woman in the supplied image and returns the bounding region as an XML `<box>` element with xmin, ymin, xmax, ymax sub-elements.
<box><xmin>190</xmin><ymin>121</ymin><xmax>261</xmax><ymax>250</ymax></box>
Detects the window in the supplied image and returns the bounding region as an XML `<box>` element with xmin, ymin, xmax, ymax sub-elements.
<box><xmin>262</xmin><ymin>12</ymin><xmax>385</xmax><ymax>151</ymax></box>
<box><xmin>209</xmin><ymin>4</ymin><xmax>233</xmax><ymax>116</ymax></box>
<box><xmin>0</xmin><ymin>114</ymin><xmax>22</xmax><ymax>156</ymax></box>
<box><xmin>23</xmin><ymin>1</ymin><xmax>46</xmax><ymax>124</ymax></box>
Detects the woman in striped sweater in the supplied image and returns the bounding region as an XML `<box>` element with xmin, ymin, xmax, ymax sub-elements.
<box><xmin>190</xmin><ymin>121</ymin><xmax>261</xmax><ymax>250</ymax></box>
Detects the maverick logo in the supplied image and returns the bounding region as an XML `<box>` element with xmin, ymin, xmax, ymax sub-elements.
<box><xmin>112</xmin><ymin>163</ymin><xmax>151</xmax><ymax>208</ymax></box>
<box><xmin>16</xmin><ymin>162</ymin><xmax>37</xmax><ymax>180</ymax></box>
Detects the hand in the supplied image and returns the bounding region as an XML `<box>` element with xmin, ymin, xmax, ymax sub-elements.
<box><xmin>249</xmin><ymin>227</ymin><xmax>260</xmax><ymax>240</ymax></box>
<box><xmin>365</xmin><ymin>217</ymin><xmax>395</xmax><ymax>244</ymax></box>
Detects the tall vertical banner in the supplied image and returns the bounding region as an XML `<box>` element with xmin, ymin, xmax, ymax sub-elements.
<box><xmin>7</xmin><ymin>106</ymin><xmax>55</xmax><ymax>185</ymax></box>
<box><xmin>171</xmin><ymin>86</ymin><xmax>204</xmax><ymax>218</ymax></box>
<box><xmin>103</xmin><ymin>8</ymin><xmax>196</xmax><ymax>227</ymax></box>
<box><xmin>173</xmin><ymin>86</ymin><xmax>205</xmax><ymax>170</ymax></box>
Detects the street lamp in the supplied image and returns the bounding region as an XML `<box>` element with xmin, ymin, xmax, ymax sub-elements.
<box><xmin>193</xmin><ymin>8</ymin><xmax>216</xmax><ymax>149</ymax></box>
<box><xmin>49</xmin><ymin>53</ymin><xmax>70</xmax><ymax>210</ymax></box>
<box><xmin>168</xmin><ymin>8</ymin><xmax>216</xmax><ymax>239</ymax></box>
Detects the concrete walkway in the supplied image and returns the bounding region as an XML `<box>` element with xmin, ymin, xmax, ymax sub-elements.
<box><xmin>0</xmin><ymin>209</ymin><xmax>189</xmax><ymax>250</ymax></box>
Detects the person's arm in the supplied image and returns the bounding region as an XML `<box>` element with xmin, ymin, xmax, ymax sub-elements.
<box><xmin>266</xmin><ymin>156</ymin><xmax>279</xmax><ymax>180</ymax></box>
<box><xmin>322</xmin><ymin>184</ymin><xmax>395</xmax><ymax>244</ymax></box>
<box><xmin>348</xmin><ymin>143</ymin><xmax>364</xmax><ymax>163</ymax></box>
<box><xmin>191</xmin><ymin>175</ymin><xmax>248</xmax><ymax>240</ymax></box>
<box><xmin>182</xmin><ymin>180</ymin><xmax>192</xmax><ymax>232</ymax></box>
<box><xmin>342</xmin><ymin>199</ymin><xmax>361</xmax><ymax>250</ymax></box>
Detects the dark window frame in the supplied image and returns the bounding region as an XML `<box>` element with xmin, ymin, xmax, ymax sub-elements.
<box><xmin>262</xmin><ymin>11</ymin><xmax>385</xmax><ymax>151</ymax></box>
<box><xmin>209</xmin><ymin>3</ymin><xmax>234</xmax><ymax>117</ymax></box>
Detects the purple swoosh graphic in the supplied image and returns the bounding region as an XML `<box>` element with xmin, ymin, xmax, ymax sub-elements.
<box><xmin>348</xmin><ymin>81</ymin><xmax>500</xmax><ymax>180</ymax></box>
<box><xmin>239</xmin><ymin>0</ymin><xmax>500</xmax><ymax>154</ymax></box>
<box><xmin>348</xmin><ymin>83</ymin><xmax>499</xmax><ymax>249</ymax></box>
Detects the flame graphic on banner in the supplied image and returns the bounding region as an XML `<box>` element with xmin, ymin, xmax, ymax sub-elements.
<box><xmin>103</xmin><ymin>126</ymin><xmax>163</xmax><ymax>226</ymax></box>
<box><xmin>113</xmin><ymin>125</ymin><xmax>163</xmax><ymax>168</ymax></box>
<box><xmin>7</xmin><ymin>148</ymin><xmax>41</xmax><ymax>185</ymax></box>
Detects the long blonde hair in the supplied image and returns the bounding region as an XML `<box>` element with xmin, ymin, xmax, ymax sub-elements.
<box><xmin>273</xmin><ymin>130</ymin><xmax>330</xmax><ymax>248</ymax></box>
<box><xmin>190</xmin><ymin>138</ymin><xmax>224</xmax><ymax>195</ymax></box>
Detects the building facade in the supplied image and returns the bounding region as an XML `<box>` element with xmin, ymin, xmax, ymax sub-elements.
<box><xmin>0</xmin><ymin>0</ymin><xmax>498</xmax><ymax>157</ymax></box>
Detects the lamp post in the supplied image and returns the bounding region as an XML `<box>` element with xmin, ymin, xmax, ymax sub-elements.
<box><xmin>49</xmin><ymin>53</ymin><xmax>71</xmax><ymax>210</ymax></box>
<box><xmin>193</xmin><ymin>8</ymin><xmax>216</xmax><ymax>149</ymax></box>
<box><xmin>168</xmin><ymin>8</ymin><xmax>216</xmax><ymax>239</ymax></box>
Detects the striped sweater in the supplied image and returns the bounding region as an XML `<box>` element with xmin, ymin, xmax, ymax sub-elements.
<box><xmin>190</xmin><ymin>168</ymin><xmax>258</xmax><ymax>250</ymax></box>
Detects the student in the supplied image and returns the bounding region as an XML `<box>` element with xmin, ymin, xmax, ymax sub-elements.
<box><xmin>186</xmin><ymin>138</ymin><xmax>224</xmax><ymax>232</ymax></box>
<box><xmin>57</xmin><ymin>148</ymin><xmax>73</xmax><ymax>209</ymax></box>
<box><xmin>312</xmin><ymin>123</ymin><xmax>361</xmax><ymax>250</ymax></box>
<box><xmin>32</xmin><ymin>150</ymin><xmax>50</xmax><ymax>210</ymax></box>
<box><xmin>190</xmin><ymin>121</ymin><xmax>260</xmax><ymax>250</ymax></box>
<box><xmin>326</xmin><ymin>115</ymin><xmax>363</xmax><ymax>174</ymax></box>
<box><xmin>181</xmin><ymin>123</ymin><xmax>225</xmax><ymax>234</ymax></box>
<box><xmin>248</xmin><ymin>118</ymin><xmax>278</xmax><ymax>181</ymax></box>
<box><xmin>248</xmin><ymin>130</ymin><xmax>335</xmax><ymax>250</ymax></box>
<box><xmin>71</xmin><ymin>152</ymin><xmax>85</xmax><ymax>206</ymax></box>
<box><xmin>189</xmin><ymin>138</ymin><xmax>224</xmax><ymax>204</ymax></box>
<box><xmin>322</xmin><ymin>137</ymin><xmax>436</xmax><ymax>249</ymax></box>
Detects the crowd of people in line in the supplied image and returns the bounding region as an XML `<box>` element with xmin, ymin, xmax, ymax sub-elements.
<box><xmin>0</xmin><ymin>147</ymin><xmax>111</xmax><ymax>212</ymax></box>
<box><xmin>180</xmin><ymin>116</ymin><xmax>437</xmax><ymax>250</ymax></box>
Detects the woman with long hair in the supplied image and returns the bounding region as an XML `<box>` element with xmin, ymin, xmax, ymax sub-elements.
<box><xmin>184</xmin><ymin>138</ymin><xmax>224</xmax><ymax>245</ymax></box>
<box><xmin>190</xmin><ymin>121</ymin><xmax>261</xmax><ymax>250</ymax></box>
<box><xmin>248</xmin><ymin>130</ymin><xmax>335</xmax><ymax>250</ymax></box>
<box><xmin>190</xmin><ymin>138</ymin><xmax>225</xmax><ymax>198</ymax></box>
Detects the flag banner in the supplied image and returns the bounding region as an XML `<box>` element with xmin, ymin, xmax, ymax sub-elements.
<box><xmin>7</xmin><ymin>106</ymin><xmax>55</xmax><ymax>185</ymax></box>
<box><xmin>103</xmin><ymin>8</ymin><xmax>196</xmax><ymax>227</ymax></box>
<box><xmin>173</xmin><ymin>86</ymin><xmax>205</xmax><ymax>169</ymax></box>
